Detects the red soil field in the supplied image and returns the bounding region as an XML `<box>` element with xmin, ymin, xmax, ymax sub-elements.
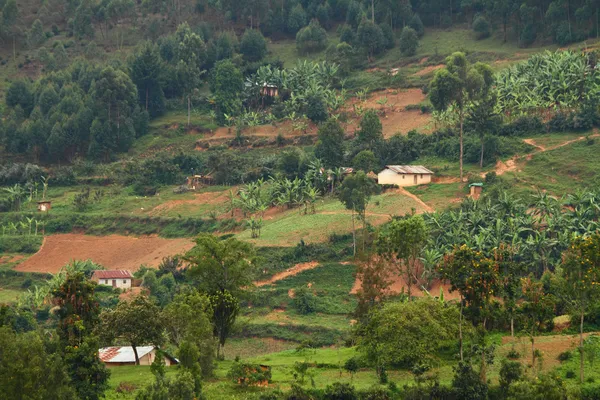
<box><xmin>14</xmin><ymin>234</ymin><xmax>195</xmax><ymax>274</ymax></box>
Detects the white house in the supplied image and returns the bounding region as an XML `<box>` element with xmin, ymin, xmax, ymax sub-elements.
<box><xmin>99</xmin><ymin>346</ymin><xmax>178</xmax><ymax>367</ymax></box>
<box><xmin>91</xmin><ymin>270</ymin><xmax>133</xmax><ymax>289</ymax></box>
<box><xmin>377</xmin><ymin>165</ymin><xmax>434</xmax><ymax>187</ymax></box>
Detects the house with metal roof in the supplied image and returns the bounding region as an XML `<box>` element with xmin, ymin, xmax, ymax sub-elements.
<box><xmin>91</xmin><ymin>270</ymin><xmax>133</xmax><ymax>289</ymax></box>
<box><xmin>377</xmin><ymin>165</ymin><xmax>434</xmax><ymax>187</ymax></box>
<box><xmin>99</xmin><ymin>346</ymin><xmax>178</xmax><ymax>367</ymax></box>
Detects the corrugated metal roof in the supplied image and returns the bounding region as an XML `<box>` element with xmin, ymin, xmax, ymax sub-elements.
<box><xmin>99</xmin><ymin>346</ymin><xmax>154</xmax><ymax>363</ymax></box>
<box><xmin>92</xmin><ymin>270</ymin><xmax>133</xmax><ymax>279</ymax></box>
<box><xmin>385</xmin><ymin>165</ymin><xmax>434</xmax><ymax>174</ymax></box>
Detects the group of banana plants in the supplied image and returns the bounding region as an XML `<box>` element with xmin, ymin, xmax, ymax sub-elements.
<box><xmin>496</xmin><ymin>50</ymin><xmax>600</xmax><ymax>117</ymax></box>
<box><xmin>424</xmin><ymin>189</ymin><xmax>600</xmax><ymax>279</ymax></box>
<box><xmin>243</xmin><ymin>60</ymin><xmax>346</xmax><ymax>121</ymax></box>
<box><xmin>1</xmin><ymin>216</ymin><xmax>45</xmax><ymax>236</ymax></box>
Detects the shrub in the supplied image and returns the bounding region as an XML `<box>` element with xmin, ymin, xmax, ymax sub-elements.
<box><xmin>581</xmin><ymin>383</ymin><xmax>600</xmax><ymax>400</ymax></box>
<box><xmin>452</xmin><ymin>362</ymin><xmax>488</xmax><ymax>399</ymax></box>
<box><xmin>296</xmin><ymin>19</ymin><xmax>328</xmax><ymax>54</ymax></box>
<box><xmin>324</xmin><ymin>382</ymin><xmax>357</xmax><ymax>400</ymax></box>
<box><xmin>305</xmin><ymin>94</ymin><xmax>328</xmax><ymax>122</ymax></box>
<box><xmin>499</xmin><ymin>360</ymin><xmax>523</xmax><ymax>391</ymax></box>
<box><xmin>292</xmin><ymin>287</ymin><xmax>317</xmax><ymax>314</ymax></box>
<box><xmin>409</xmin><ymin>14</ymin><xmax>424</xmax><ymax>37</ymax></box>
<box><xmin>565</xmin><ymin>370</ymin><xmax>576</xmax><ymax>379</ymax></box>
<box><xmin>240</xmin><ymin>29</ymin><xmax>268</xmax><ymax>62</ymax></box>
<box><xmin>557</xmin><ymin>350</ymin><xmax>572</xmax><ymax>362</ymax></box>
<box><xmin>555</xmin><ymin>21</ymin><xmax>572</xmax><ymax>45</ymax></box>
<box><xmin>339</xmin><ymin>24</ymin><xmax>356</xmax><ymax>44</ymax></box>
<box><xmin>472</xmin><ymin>16</ymin><xmax>491</xmax><ymax>40</ymax></box>
<box><xmin>399</xmin><ymin>27</ymin><xmax>418</xmax><ymax>57</ymax></box>
<box><xmin>227</xmin><ymin>362</ymin><xmax>272</xmax><ymax>386</ymax></box>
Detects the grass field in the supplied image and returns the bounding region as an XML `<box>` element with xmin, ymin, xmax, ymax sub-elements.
<box><xmin>0</xmin><ymin>288</ymin><xmax>22</xmax><ymax>303</ymax></box>
<box><xmin>405</xmin><ymin>182</ymin><xmax>466</xmax><ymax>211</ymax></box>
<box><xmin>237</xmin><ymin>192</ymin><xmax>425</xmax><ymax>246</ymax></box>
<box><xmin>514</xmin><ymin>138</ymin><xmax>600</xmax><ymax>195</ymax></box>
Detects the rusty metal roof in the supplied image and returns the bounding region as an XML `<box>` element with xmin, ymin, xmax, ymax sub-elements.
<box><xmin>99</xmin><ymin>346</ymin><xmax>154</xmax><ymax>363</ymax></box>
<box><xmin>384</xmin><ymin>165</ymin><xmax>434</xmax><ymax>175</ymax></box>
<box><xmin>92</xmin><ymin>270</ymin><xmax>133</xmax><ymax>280</ymax></box>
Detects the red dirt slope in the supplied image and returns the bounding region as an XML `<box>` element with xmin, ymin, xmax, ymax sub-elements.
<box><xmin>15</xmin><ymin>234</ymin><xmax>195</xmax><ymax>274</ymax></box>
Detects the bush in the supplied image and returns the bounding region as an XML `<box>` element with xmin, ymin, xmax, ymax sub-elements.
<box><xmin>292</xmin><ymin>287</ymin><xmax>317</xmax><ymax>314</ymax></box>
<box><xmin>498</xmin><ymin>116</ymin><xmax>545</xmax><ymax>137</ymax></box>
<box><xmin>409</xmin><ymin>14</ymin><xmax>424</xmax><ymax>38</ymax></box>
<box><xmin>305</xmin><ymin>94</ymin><xmax>328</xmax><ymax>122</ymax></box>
<box><xmin>581</xmin><ymin>383</ymin><xmax>600</xmax><ymax>400</ymax></box>
<box><xmin>499</xmin><ymin>360</ymin><xmax>523</xmax><ymax>391</ymax></box>
<box><xmin>399</xmin><ymin>27</ymin><xmax>419</xmax><ymax>57</ymax></box>
<box><xmin>472</xmin><ymin>16</ymin><xmax>491</xmax><ymax>40</ymax></box>
<box><xmin>227</xmin><ymin>362</ymin><xmax>272</xmax><ymax>386</ymax></box>
<box><xmin>296</xmin><ymin>19</ymin><xmax>328</xmax><ymax>54</ymax></box>
<box><xmin>555</xmin><ymin>21</ymin><xmax>572</xmax><ymax>45</ymax></box>
<box><xmin>324</xmin><ymin>382</ymin><xmax>357</xmax><ymax>400</ymax></box>
<box><xmin>240</xmin><ymin>29</ymin><xmax>268</xmax><ymax>62</ymax></box>
<box><xmin>339</xmin><ymin>25</ymin><xmax>356</xmax><ymax>44</ymax></box>
<box><xmin>557</xmin><ymin>350</ymin><xmax>572</xmax><ymax>362</ymax></box>
<box><xmin>50</xmin><ymin>166</ymin><xmax>76</xmax><ymax>186</ymax></box>
<box><xmin>452</xmin><ymin>362</ymin><xmax>488</xmax><ymax>399</ymax></box>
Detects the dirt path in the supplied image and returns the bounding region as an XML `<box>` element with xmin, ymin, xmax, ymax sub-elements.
<box><xmin>15</xmin><ymin>234</ymin><xmax>195</xmax><ymax>273</ymax></box>
<box><xmin>396</xmin><ymin>187</ymin><xmax>434</xmax><ymax>213</ymax></box>
<box><xmin>254</xmin><ymin>261</ymin><xmax>321</xmax><ymax>287</ymax></box>
<box><xmin>522</xmin><ymin>138</ymin><xmax>545</xmax><ymax>151</ymax></box>
<box><xmin>485</xmin><ymin>133</ymin><xmax>600</xmax><ymax>177</ymax></box>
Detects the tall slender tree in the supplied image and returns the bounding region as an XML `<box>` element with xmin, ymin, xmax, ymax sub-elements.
<box><xmin>429</xmin><ymin>53</ymin><xmax>494</xmax><ymax>181</ymax></box>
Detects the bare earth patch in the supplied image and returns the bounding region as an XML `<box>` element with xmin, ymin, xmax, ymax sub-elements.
<box><xmin>254</xmin><ymin>261</ymin><xmax>320</xmax><ymax>287</ymax></box>
<box><xmin>149</xmin><ymin>190</ymin><xmax>231</xmax><ymax>216</ymax></box>
<box><xmin>500</xmin><ymin>333</ymin><xmax>597</xmax><ymax>370</ymax></box>
<box><xmin>15</xmin><ymin>234</ymin><xmax>195</xmax><ymax>274</ymax></box>
<box><xmin>412</xmin><ymin>64</ymin><xmax>444</xmax><ymax>77</ymax></box>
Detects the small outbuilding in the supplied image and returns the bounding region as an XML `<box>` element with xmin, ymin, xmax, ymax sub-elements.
<box><xmin>99</xmin><ymin>346</ymin><xmax>178</xmax><ymax>367</ymax></box>
<box><xmin>469</xmin><ymin>183</ymin><xmax>484</xmax><ymax>200</ymax></box>
<box><xmin>377</xmin><ymin>165</ymin><xmax>434</xmax><ymax>187</ymax></box>
<box><xmin>37</xmin><ymin>200</ymin><xmax>52</xmax><ymax>212</ymax></box>
<box><xmin>91</xmin><ymin>270</ymin><xmax>133</xmax><ymax>289</ymax></box>
<box><xmin>260</xmin><ymin>83</ymin><xmax>278</xmax><ymax>97</ymax></box>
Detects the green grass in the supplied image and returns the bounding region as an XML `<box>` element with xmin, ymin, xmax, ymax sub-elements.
<box><xmin>237</xmin><ymin>193</ymin><xmax>423</xmax><ymax>246</ymax></box>
<box><xmin>268</xmin><ymin>34</ymin><xmax>340</xmax><ymax>68</ymax></box>
<box><xmin>405</xmin><ymin>183</ymin><xmax>466</xmax><ymax>211</ymax></box>
<box><xmin>514</xmin><ymin>138</ymin><xmax>600</xmax><ymax>195</ymax></box>
<box><xmin>0</xmin><ymin>288</ymin><xmax>22</xmax><ymax>303</ymax></box>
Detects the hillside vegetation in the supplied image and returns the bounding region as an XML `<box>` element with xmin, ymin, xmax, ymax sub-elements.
<box><xmin>5</xmin><ymin>1</ymin><xmax>600</xmax><ymax>400</ymax></box>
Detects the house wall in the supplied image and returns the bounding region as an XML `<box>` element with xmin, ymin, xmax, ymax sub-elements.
<box><xmin>377</xmin><ymin>169</ymin><xmax>432</xmax><ymax>187</ymax></box>
<box><xmin>95</xmin><ymin>278</ymin><xmax>132</xmax><ymax>289</ymax></box>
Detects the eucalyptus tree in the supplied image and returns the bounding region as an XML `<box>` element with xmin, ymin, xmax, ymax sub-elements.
<box><xmin>429</xmin><ymin>53</ymin><xmax>494</xmax><ymax>181</ymax></box>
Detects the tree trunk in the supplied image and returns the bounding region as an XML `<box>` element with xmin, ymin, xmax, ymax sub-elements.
<box><xmin>459</xmin><ymin>298</ymin><xmax>464</xmax><ymax>361</ymax></box>
<box><xmin>580</xmin><ymin>311</ymin><xmax>585</xmax><ymax>383</ymax></box>
<box><xmin>371</xmin><ymin>0</ymin><xmax>375</xmax><ymax>23</ymax></box>
<box><xmin>146</xmin><ymin>87</ymin><xmax>149</xmax><ymax>111</ymax></box>
<box><xmin>503</xmin><ymin>18</ymin><xmax>507</xmax><ymax>43</ymax></box>
<box><xmin>188</xmin><ymin>95</ymin><xmax>191</xmax><ymax>126</ymax></box>
<box><xmin>459</xmin><ymin>110</ymin><xmax>464</xmax><ymax>182</ymax></box>
<box><xmin>132</xmin><ymin>344</ymin><xmax>140</xmax><ymax>365</ymax></box>
<box><xmin>531</xmin><ymin>329</ymin><xmax>535</xmax><ymax>370</ymax></box>
<box><xmin>480</xmin><ymin>137</ymin><xmax>484</xmax><ymax>168</ymax></box>
<box><xmin>351</xmin><ymin>209</ymin><xmax>356</xmax><ymax>257</ymax></box>
<box><xmin>511</xmin><ymin>316</ymin><xmax>514</xmax><ymax>340</ymax></box>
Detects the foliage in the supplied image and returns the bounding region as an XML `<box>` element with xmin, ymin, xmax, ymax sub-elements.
<box><xmin>240</xmin><ymin>29</ymin><xmax>268</xmax><ymax>62</ymax></box>
<box><xmin>98</xmin><ymin>295</ymin><xmax>164</xmax><ymax>365</ymax></box>
<box><xmin>399</xmin><ymin>27</ymin><xmax>419</xmax><ymax>57</ymax></box>
<box><xmin>315</xmin><ymin>118</ymin><xmax>346</xmax><ymax>168</ymax></box>
<box><xmin>185</xmin><ymin>234</ymin><xmax>257</xmax><ymax>296</ymax></box>
<box><xmin>358</xmin><ymin>298</ymin><xmax>461</xmax><ymax>368</ymax></box>
<box><xmin>292</xmin><ymin>287</ymin><xmax>318</xmax><ymax>314</ymax></box>
<box><xmin>296</xmin><ymin>19</ymin><xmax>328</xmax><ymax>54</ymax></box>
<box><xmin>210</xmin><ymin>60</ymin><xmax>244</xmax><ymax>124</ymax></box>
<box><xmin>227</xmin><ymin>362</ymin><xmax>272</xmax><ymax>386</ymax></box>
<box><xmin>0</xmin><ymin>326</ymin><xmax>76</xmax><ymax>399</ymax></box>
<box><xmin>473</xmin><ymin>16</ymin><xmax>491</xmax><ymax>40</ymax></box>
<box><xmin>451</xmin><ymin>361</ymin><xmax>488</xmax><ymax>400</ymax></box>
